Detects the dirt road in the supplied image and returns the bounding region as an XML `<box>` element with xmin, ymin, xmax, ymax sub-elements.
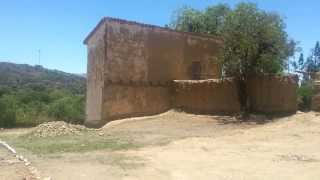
<box><xmin>1</xmin><ymin>111</ymin><xmax>320</xmax><ymax>180</ymax></box>
<box><xmin>0</xmin><ymin>145</ymin><xmax>34</xmax><ymax>180</ymax></box>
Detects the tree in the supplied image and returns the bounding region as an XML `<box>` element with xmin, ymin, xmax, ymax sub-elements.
<box><xmin>48</xmin><ymin>95</ymin><xmax>85</xmax><ymax>124</ymax></box>
<box><xmin>170</xmin><ymin>6</ymin><xmax>204</xmax><ymax>33</ymax></box>
<box><xmin>298</xmin><ymin>53</ymin><xmax>304</xmax><ymax>70</ymax></box>
<box><xmin>170</xmin><ymin>4</ymin><xmax>230</xmax><ymax>35</ymax></box>
<box><xmin>315</xmin><ymin>41</ymin><xmax>320</xmax><ymax>69</ymax></box>
<box><xmin>222</xmin><ymin>3</ymin><xmax>296</xmax><ymax>113</ymax></box>
<box><xmin>0</xmin><ymin>95</ymin><xmax>18</xmax><ymax>127</ymax></box>
<box><xmin>291</xmin><ymin>61</ymin><xmax>298</xmax><ymax>72</ymax></box>
<box><xmin>202</xmin><ymin>4</ymin><xmax>231</xmax><ymax>35</ymax></box>
<box><xmin>170</xmin><ymin>2</ymin><xmax>296</xmax><ymax>115</ymax></box>
<box><xmin>297</xmin><ymin>53</ymin><xmax>311</xmax><ymax>82</ymax></box>
<box><xmin>303</xmin><ymin>42</ymin><xmax>320</xmax><ymax>80</ymax></box>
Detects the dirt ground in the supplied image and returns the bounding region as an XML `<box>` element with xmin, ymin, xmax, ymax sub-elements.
<box><xmin>0</xmin><ymin>147</ymin><xmax>33</xmax><ymax>180</ymax></box>
<box><xmin>1</xmin><ymin>111</ymin><xmax>320</xmax><ymax>180</ymax></box>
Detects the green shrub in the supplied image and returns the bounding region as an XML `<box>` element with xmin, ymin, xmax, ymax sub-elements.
<box><xmin>297</xmin><ymin>82</ymin><xmax>313</xmax><ymax>111</ymax></box>
<box><xmin>0</xmin><ymin>86</ymin><xmax>85</xmax><ymax>127</ymax></box>
<box><xmin>47</xmin><ymin>95</ymin><xmax>85</xmax><ymax>124</ymax></box>
<box><xmin>16</xmin><ymin>101</ymin><xmax>51</xmax><ymax>126</ymax></box>
<box><xmin>0</xmin><ymin>95</ymin><xmax>18</xmax><ymax>127</ymax></box>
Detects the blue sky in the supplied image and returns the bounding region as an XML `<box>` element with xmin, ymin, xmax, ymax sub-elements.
<box><xmin>0</xmin><ymin>0</ymin><xmax>319</xmax><ymax>74</ymax></box>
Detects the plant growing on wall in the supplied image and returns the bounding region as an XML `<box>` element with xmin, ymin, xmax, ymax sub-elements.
<box><xmin>170</xmin><ymin>2</ymin><xmax>297</xmax><ymax>116</ymax></box>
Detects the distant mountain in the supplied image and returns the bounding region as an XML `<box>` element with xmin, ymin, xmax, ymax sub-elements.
<box><xmin>0</xmin><ymin>62</ymin><xmax>86</xmax><ymax>94</ymax></box>
<box><xmin>75</xmin><ymin>73</ymin><xmax>87</xmax><ymax>78</ymax></box>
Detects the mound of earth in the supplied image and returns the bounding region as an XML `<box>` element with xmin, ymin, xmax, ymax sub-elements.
<box><xmin>30</xmin><ymin>121</ymin><xmax>90</xmax><ymax>137</ymax></box>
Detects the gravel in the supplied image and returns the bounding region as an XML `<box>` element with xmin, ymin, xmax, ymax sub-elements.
<box><xmin>30</xmin><ymin>121</ymin><xmax>91</xmax><ymax>138</ymax></box>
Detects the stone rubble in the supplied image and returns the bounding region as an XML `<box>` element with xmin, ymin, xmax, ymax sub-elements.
<box><xmin>30</xmin><ymin>121</ymin><xmax>92</xmax><ymax>138</ymax></box>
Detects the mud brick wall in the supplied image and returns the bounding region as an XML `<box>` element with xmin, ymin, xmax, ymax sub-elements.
<box><xmin>85</xmin><ymin>21</ymin><xmax>106</xmax><ymax>125</ymax></box>
<box><xmin>104</xmin><ymin>18</ymin><xmax>222</xmax><ymax>83</ymax></box>
<box><xmin>173</xmin><ymin>79</ymin><xmax>241</xmax><ymax>114</ymax></box>
<box><xmin>247</xmin><ymin>75</ymin><xmax>298</xmax><ymax>114</ymax></box>
<box><xmin>101</xmin><ymin>83</ymin><xmax>171</xmax><ymax>123</ymax></box>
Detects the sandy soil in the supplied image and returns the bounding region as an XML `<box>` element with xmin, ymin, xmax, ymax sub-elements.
<box><xmin>1</xmin><ymin>111</ymin><xmax>320</xmax><ymax>180</ymax></box>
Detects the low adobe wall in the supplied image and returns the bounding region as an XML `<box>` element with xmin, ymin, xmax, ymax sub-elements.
<box><xmin>311</xmin><ymin>94</ymin><xmax>320</xmax><ymax>111</ymax></box>
<box><xmin>311</xmin><ymin>76</ymin><xmax>320</xmax><ymax>111</ymax></box>
<box><xmin>173</xmin><ymin>75</ymin><xmax>298</xmax><ymax>115</ymax></box>
<box><xmin>247</xmin><ymin>75</ymin><xmax>298</xmax><ymax>114</ymax></box>
<box><xmin>173</xmin><ymin>79</ymin><xmax>241</xmax><ymax>114</ymax></box>
<box><xmin>93</xmin><ymin>75</ymin><xmax>297</xmax><ymax>126</ymax></box>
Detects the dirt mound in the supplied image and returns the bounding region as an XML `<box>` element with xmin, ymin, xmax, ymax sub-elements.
<box><xmin>30</xmin><ymin>121</ymin><xmax>90</xmax><ymax>137</ymax></box>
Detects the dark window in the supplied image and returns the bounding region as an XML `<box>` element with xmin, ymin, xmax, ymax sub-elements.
<box><xmin>191</xmin><ymin>61</ymin><xmax>201</xmax><ymax>80</ymax></box>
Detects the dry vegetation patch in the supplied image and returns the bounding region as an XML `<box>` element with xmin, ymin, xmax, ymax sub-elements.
<box><xmin>0</xmin><ymin>122</ymin><xmax>138</xmax><ymax>155</ymax></box>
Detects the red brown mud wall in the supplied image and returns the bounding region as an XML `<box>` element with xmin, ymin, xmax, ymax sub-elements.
<box><xmin>247</xmin><ymin>75</ymin><xmax>298</xmax><ymax>114</ymax></box>
<box><xmin>173</xmin><ymin>79</ymin><xmax>241</xmax><ymax>114</ymax></box>
<box><xmin>101</xmin><ymin>83</ymin><xmax>171</xmax><ymax>123</ymax></box>
<box><xmin>173</xmin><ymin>76</ymin><xmax>298</xmax><ymax>115</ymax></box>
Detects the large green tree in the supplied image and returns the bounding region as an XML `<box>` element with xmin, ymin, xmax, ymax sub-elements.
<box><xmin>170</xmin><ymin>2</ymin><xmax>296</xmax><ymax>114</ymax></box>
<box><xmin>170</xmin><ymin>4</ymin><xmax>230</xmax><ymax>35</ymax></box>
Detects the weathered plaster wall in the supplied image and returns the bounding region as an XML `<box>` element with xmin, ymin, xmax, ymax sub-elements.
<box><xmin>85</xmin><ymin>22</ymin><xmax>106</xmax><ymax>127</ymax></box>
<box><xmin>98</xmin><ymin>19</ymin><xmax>222</xmax><ymax>124</ymax></box>
<box><xmin>104</xmin><ymin>19</ymin><xmax>222</xmax><ymax>83</ymax></box>
<box><xmin>101</xmin><ymin>84</ymin><xmax>171</xmax><ymax>122</ymax></box>
<box><xmin>247</xmin><ymin>75</ymin><xmax>298</xmax><ymax>114</ymax></box>
<box><xmin>173</xmin><ymin>79</ymin><xmax>241</xmax><ymax>114</ymax></box>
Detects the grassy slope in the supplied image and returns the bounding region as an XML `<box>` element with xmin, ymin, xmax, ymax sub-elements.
<box><xmin>0</xmin><ymin>62</ymin><xmax>86</xmax><ymax>94</ymax></box>
<box><xmin>0</xmin><ymin>131</ymin><xmax>139</xmax><ymax>154</ymax></box>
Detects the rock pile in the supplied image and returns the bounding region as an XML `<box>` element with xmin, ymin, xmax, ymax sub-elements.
<box><xmin>30</xmin><ymin>121</ymin><xmax>89</xmax><ymax>138</ymax></box>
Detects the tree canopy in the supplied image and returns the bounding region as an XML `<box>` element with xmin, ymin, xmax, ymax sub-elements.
<box><xmin>171</xmin><ymin>3</ymin><xmax>296</xmax><ymax>77</ymax></box>
<box><xmin>170</xmin><ymin>2</ymin><xmax>297</xmax><ymax>113</ymax></box>
<box><xmin>304</xmin><ymin>41</ymin><xmax>320</xmax><ymax>74</ymax></box>
<box><xmin>170</xmin><ymin>4</ymin><xmax>230</xmax><ymax>35</ymax></box>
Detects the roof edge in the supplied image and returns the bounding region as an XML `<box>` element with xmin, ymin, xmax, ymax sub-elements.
<box><xmin>83</xmin><ymin>17</ymin><xmax>223</xmax><ymax>45</ymax></box>
<box><xmin>83</xmin><ymin>18</ymin><xmax>107</xmax><ymax>44</ymax></box>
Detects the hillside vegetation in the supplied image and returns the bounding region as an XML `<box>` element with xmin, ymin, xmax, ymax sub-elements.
<box><xmin>0</xmin><ymin>62</ymin><xmax>86</xmax><ymax>127</ymax></box>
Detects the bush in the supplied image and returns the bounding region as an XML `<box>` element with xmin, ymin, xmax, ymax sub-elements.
<box><xmin>0</xmin><ymin>95</ymin><xmax>18</xmax><ymax>127</ymax></box>
<box><xmin>0</xmin><ymin>86</ymin><xmax>86</xmax><ymax>127</ymax></box>
<box><xmin>16</xmin><ymin>101</ymin><xmax>50</xmax><ymax>126</ymax></box>
<box><xmin>297</xmin><ymin>82</ymin><xmax>313</xmax><ymax>111</ymax></box>
<box><xmin>48</xmin><ymin>95</ymin><xmax>85</xmax><ymax>124</ymax></box>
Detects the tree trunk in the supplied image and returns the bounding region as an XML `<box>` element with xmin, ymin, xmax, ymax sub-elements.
<box><xmin>237</xmin><ymin>77</ymin><xmax>249</xmax><ymax>119</ymax></box>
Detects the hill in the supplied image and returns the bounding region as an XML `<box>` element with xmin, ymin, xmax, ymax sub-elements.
<box><xmin>0</xmin><ymin>62</ymin><xmax>86</xmax><ymax>127</ymax></box>
<box><xmin>0</xmin><ymin>62</ymin><xmax>86</xmax><ymax>94</ymax></box>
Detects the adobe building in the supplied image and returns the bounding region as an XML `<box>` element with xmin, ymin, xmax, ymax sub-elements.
<box><xmin>84</xmin><ymin>17</ymin><xmax>298</xmax><ymax>127</ymax></box>
<box><xmin>83</xmin><ymin>17</ymin><xmax>223</xmax><ymax>127</ymax></box>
